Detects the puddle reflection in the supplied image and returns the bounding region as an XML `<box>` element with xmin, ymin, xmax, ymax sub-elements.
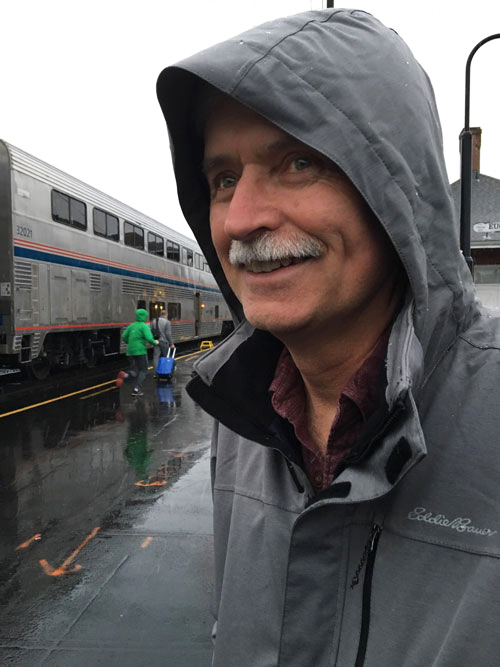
<box><xmin>125</xmin><ymin>401</ymin><xmax>152</xmax><ymax>482</ymax></box>
<box><xmin>0</xmin><ymin>375</ymin><xmax>212</xmax><ymax>586</ymax></box>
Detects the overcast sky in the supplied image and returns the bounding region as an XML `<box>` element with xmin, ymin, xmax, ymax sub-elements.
<box><xmin>2</xmin><ymin>0</ymin><xmax>500</xmax><ymax>238</ymax></box>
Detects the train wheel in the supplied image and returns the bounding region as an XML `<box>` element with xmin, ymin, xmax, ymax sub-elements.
<box><xmin>29</xmin><ymin>357</ymin><xmax>50</xmax><ymax>380</ymax></box>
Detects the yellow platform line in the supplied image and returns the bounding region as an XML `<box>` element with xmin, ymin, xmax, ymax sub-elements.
<box><xmin>80</xmin><ymin>386</ymin><xmax>117</xmax><ymax>400</ymax></box>
<box><xmin>0</xmin><ymin>380</ymin><xmax>115</xmax><ymax>419</ymax></box>
<box><xmin>0</xmin><ymin>349</ymin><xmax>203</xmax><ymax>419</ymax></box>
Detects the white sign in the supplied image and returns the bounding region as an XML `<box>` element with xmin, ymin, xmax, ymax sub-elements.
<box><xmin>473</xmin><ymin>222</ymin><xmax>500</xmax><ymax>233</ymax></box>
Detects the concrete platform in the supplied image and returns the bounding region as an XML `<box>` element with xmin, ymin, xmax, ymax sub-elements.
<box><xmin>0</xmin><ymin>354</ymin><xmax>215</xmax><ymax>667</ymax></box>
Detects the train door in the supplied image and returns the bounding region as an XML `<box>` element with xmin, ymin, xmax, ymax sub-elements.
<box><xmin>194</xmin><ymin>292</ymin><xmax>202</xmax><ymax>337</ymax></box>
<box><xmin>150</xmin><ymin>301</ymin><xmax>165</xmax><ymax>322</ymax></box>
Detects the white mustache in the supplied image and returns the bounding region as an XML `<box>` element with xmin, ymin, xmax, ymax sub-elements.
<box><xmin>228</xmin><ymin>232</ymin><xmax>326</xmax><ymax>265</ymax></box>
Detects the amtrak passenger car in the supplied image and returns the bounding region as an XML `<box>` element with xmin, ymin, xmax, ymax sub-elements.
<box><xmin>0</xmin><ymin>140</ymin><xmax>231</xmax><ymax>378</ymax></box>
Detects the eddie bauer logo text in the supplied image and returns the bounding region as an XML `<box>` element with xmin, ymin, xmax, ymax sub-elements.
<box><xmin>407</xmin><ymin>507</ymin><xmax>496</xmax><ymax>537</ymax></box>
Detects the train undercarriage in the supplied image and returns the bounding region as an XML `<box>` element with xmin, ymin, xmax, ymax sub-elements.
<box><xmin>15</xmin><ymin>329</ymin><xmax>122</xmax><ymax>380</ymax></box>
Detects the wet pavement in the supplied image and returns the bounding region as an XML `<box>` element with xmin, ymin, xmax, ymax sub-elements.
<box><xmin>0</xmin><ymin>351</ymin><xmax>215</xmax><ymax>666</ymax></box>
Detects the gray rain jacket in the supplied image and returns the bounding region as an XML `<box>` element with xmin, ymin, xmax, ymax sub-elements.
<box><xmin>157</xmin><ymin>9</ymin><xmax>500</xmax><ymax>667</ymax></box>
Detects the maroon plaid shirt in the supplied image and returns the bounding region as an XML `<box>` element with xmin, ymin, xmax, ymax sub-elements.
<box><xmin>269</xmin><ymin>334</ymin><xmax>388</xmax><ymax>493</ymax></box>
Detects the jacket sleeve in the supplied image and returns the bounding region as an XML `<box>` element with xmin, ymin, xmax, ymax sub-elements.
<box><xmin>143</xmin><ymin>323</ymin><xmax>157</xmax><ymax>345</ymax></box>
<box><xmin>165</xmin><ymin>320</ymin><xmax>173</xmax><ymax>346</ymax></box>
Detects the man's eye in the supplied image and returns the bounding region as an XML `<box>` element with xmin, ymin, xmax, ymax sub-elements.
<box><xmin>291</xmin><ymin>157</ymin><xmax>312</xmax><ymax>172</ymax></box>
<box><xmin>216</xmin><ymin>174</ymin><xmax>238</xmax><ymax>190</ymax></box>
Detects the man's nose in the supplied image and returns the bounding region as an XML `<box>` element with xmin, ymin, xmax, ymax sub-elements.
<box><xmin>223</xmin><ymin>171</ymin><xmax>283</xmax><ymax>241</ymax></box>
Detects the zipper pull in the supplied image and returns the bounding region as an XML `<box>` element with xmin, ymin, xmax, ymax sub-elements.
<box><xmin>369</xmin><ymin>523</ymin><xmax>382</xmax><ymax>551</ymax></box>
<box><xmin>350</xmin><ymin>523</ymin><xmax>383</xmax><ymax>589</ymax></box>
<box><xmin>285</xmin><ymin>459</ymin><xmax>304</xmax><ymax>493</ymax></box>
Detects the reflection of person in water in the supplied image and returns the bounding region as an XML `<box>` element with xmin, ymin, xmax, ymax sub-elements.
<box><xmin>124</xmin><ymin>401</ymin><xmax>152</xmax><ymax>482</ymax></box>
<box><xmin>125</xmin><ymin>402</ymin><xmax>168</xmax><ymax>488</ymax></box>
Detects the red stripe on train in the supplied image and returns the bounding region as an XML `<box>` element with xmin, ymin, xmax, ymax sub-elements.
<box><xmin>14</xmin><ymin>318</ymin><xmax>226</xmax><ymax>331</ymax></box>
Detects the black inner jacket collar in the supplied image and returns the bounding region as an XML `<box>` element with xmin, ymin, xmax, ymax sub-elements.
<box><xmin>186</xmin><ymin>327</ymin><xmax>391</xmax><ymax>470</ymax></box>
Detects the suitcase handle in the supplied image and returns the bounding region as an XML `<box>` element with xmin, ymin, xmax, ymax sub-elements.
<box><xmin>167</xmin><ymin>346</ymin><xmax>176</xmax><ymax>359</ymax></box>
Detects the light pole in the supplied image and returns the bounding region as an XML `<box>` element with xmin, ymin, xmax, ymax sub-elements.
<box><xmin>460</xmin><ymin>34</ymin><xmax>500</xmax><ymax>275</ymax></box>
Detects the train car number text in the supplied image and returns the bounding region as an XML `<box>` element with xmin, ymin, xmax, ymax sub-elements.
<box><xmin>16</xmin><ymin>225</ymin><xmax>33</xmax><ymax>238</ymax></box>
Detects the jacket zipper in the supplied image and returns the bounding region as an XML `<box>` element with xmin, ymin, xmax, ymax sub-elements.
<box><xmin>353</xmin><ymin>523</ymin><xmax>382</xmax><ymax>667</ymax></box>
<box><xmin>284</xmin><ymin>458</ymin><xmax>305</xmax><ymax>493</ymax></box>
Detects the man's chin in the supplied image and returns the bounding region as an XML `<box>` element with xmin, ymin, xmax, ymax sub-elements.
<box><xmin>244</xmin><ymin>309</ymin><xmax>309</xmax><ymax>338</ymax></box>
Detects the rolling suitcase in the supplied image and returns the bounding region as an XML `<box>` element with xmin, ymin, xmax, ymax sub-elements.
<box><xmin>157</xmin><ymin>347</ymin><xmax>176</xmax><ymax>382</ymax></box>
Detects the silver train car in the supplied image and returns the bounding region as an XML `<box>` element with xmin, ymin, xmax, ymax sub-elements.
<box><xmin>0</xmin><ymin>140</ymin><xmax>232</xmax><ymax>378</ymax></box>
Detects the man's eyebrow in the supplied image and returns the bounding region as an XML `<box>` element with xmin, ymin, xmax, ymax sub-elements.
<box><xmin>202</xmin><ymin>137</ymin><xmax>308</xmax><ymax>176</ymax></box>
<box><xmin>201</xmin><ymin>154</ymin><xmax>229</xmax><ymax>177</ymax></box>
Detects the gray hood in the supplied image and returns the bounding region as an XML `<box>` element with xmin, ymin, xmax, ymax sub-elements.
<box><xmin>157</xmin><ymin>18</ymin><xmax>500</xmax><ymax>666</ymax></box>
<box><xmin>157</xmin><ymin>8</ymin><xmax>478</xmax><ymax>377</ymax></box>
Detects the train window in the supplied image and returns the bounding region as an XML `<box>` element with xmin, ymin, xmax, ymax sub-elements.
<box><xmin>124</xmin><ymin>222</ymin><xmax>133</xmax><ymax>246</ymax></box>
<box><xmin>93</xmin><ymin>208</ymin><xmax>119</xmax><ymax>241</ymax></box>
<box><xmin>71</xmin><ymin>199</ymin><xmax>87</xmax><ymax>230</ymax></box>
<box><xmin>147</xmin><ymin>232</ymin><xmax>164</xmax><ymax>256</ymax></box>
<box><xmin>135</xmin><ymin>226</ymin><xmax>144</xmax><ymax>249</ymax></box>
<box><xmin>195</xmin><ymin>253</ymin><xmax>203</xmax><ymax>270</ymax></box>
<box><xmin>204</xmin><ymin>261</ymin><xmax>211</xmax><ymax>273</ymax></box>
<box><xmin>94</xmin><ymin>208</ymin><xmax>106</xmax><ymax>236</ymax></box>
<box><xmin>107</xmin><ymin>215</ymin><xmax>119</xmax><ymax>241</ymax></box>
<box><xmin>181</xmin><ymin>247</ymin><xmax>194</xmax><ymax>267</ymax></box>
<box><xmin>52</xmin><ymin>190</ymin><xmax>87</xmax><ymax>230</ymax></box>
<box><xmin>124</xmin><ymin>221</ymin><xmax>144</xmax><ymax>250</ymax></box>
<box><xmin>168</xmin><ymin>302</ymin><xmax>181</xmax><ymax>321</ymax></box>
<box><xmin>215</xmin><ymin>305</ymin><xmax>219</xmax><ymax>319</ymax></box>
<box><xmin>166</xmin><ymin>240</ymin><xmax>180</xmax><ymax>262</ymax></box>
<box><xmin>52</xmin><ymin>190</ymin><xmax>69</xmax><ymax>223</ymax></box>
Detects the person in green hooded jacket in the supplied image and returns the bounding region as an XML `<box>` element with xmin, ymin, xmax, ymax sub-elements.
<box><xmin>117</xmin><ymin>308</ymin><xmax>158</xmax><ymax>397</ymax></box>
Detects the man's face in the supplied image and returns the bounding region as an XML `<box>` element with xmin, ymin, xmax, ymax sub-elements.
<box><xmin>203</xmin><ymin>99</ymin><xmax>400</xmax><ymax>341</ymax></box>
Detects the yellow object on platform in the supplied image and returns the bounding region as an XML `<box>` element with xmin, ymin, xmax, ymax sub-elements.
<box><xmin>200</xmin><ymin>340</ymin><xmax>214</xmax><ymax>351</ymax></box>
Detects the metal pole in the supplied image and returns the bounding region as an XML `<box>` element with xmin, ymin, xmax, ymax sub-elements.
<box><xmin>460</xmin><ymin>33</ymin><xmax>500</xmax><ymax>275</ymax></box>
<box><xmin>459</xmin><ymin>128</ymin><xmax>473</xmax><ymax>272</ymax></box>
<box><xmin>326</xmin><ymin>0</ymin><xmax>334</xmax><ymax>7</ymax></box>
